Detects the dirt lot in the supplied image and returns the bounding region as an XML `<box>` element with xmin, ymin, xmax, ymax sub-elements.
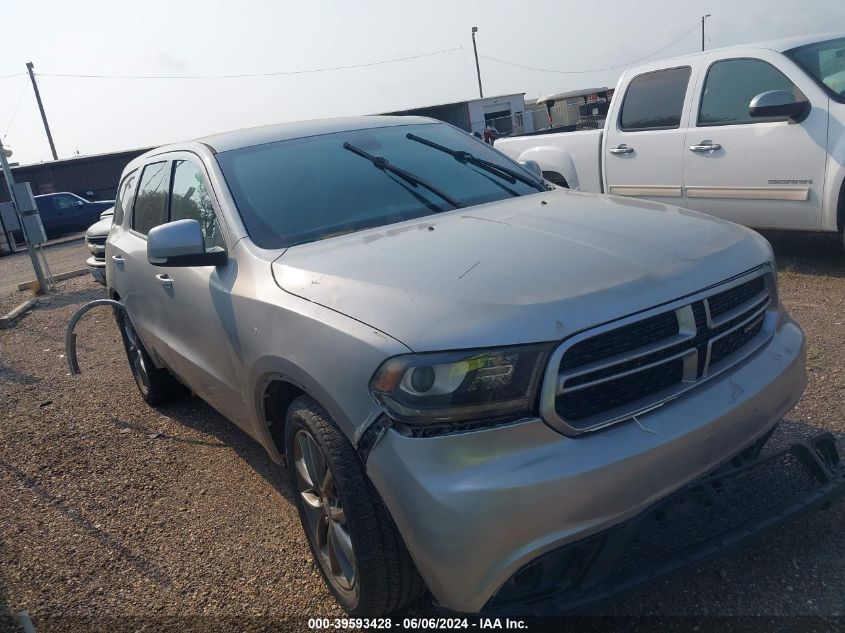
<box><xmin>0</xmin><ymin>236</ymin><xmax>89</xmax><ymax>294</ymax></box>
<box><xmin>1</xmin><ymin>233</ymin><xmax>844</xmax><ymax>632</ymax></box>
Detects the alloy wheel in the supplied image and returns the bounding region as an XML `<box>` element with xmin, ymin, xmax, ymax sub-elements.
<box><xmin>293</xmin><ymin>429</ymin><xmax>356</xmax><ymax>590</ymax></box>
<box><xmin>121</xmin><ymin>316</ymin><xmax>150</xmax><ymax>396</ymax></box>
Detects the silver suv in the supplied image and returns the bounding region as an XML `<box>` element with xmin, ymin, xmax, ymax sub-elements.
<box><xmin>105</xmin><ymin>117</ymin><xmax>842</xmax><ymax>617</ymax></box>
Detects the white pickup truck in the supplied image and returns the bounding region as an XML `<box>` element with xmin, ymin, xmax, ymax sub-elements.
<box><xmin>496</xmin><ymin>33</ymin><xmax>845</xmax><ymax>249</ymax></box>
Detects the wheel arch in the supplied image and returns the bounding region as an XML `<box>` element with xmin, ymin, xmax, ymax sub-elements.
<box><xmin>516</xmin><ymin>146</ymin><xmax>579</xmax><ymax>190</ymax></box>
<box><xmin>251</xmin><ymin>357</ymin><xmax>376</xmax><ymax>464</ymax></box>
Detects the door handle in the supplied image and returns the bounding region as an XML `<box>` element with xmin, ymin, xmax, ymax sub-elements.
<box><xmin>155</xmin><ymin>273</ymin><xmax>173</xmax><ymax>288</ymax></box>
<box><xmin>689</xmin><ymin>142</ymin><xmax>722</xmax><ymax>152</ymax></box>
<box><xmin>111</xmin><ymin>254</ymin><xmax>125</xmax><ymax>268</ymax></box>
<box><xmin>609</xmin><ymin>144</ymin><xmax>634</xmax><ymax>155</ymax></box>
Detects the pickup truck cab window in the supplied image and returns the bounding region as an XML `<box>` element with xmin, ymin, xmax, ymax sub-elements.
<box><xmin>698</xmin><ymin>58</ymin><xmax>801</xmax><ymax>126</ymax></box>
<box><xmin>619</xmin><ymin>66</ymin><xmax>692</xmax><ymax>131</ymax></box>
<box><xmin>132</xmin><ymin>161</ymin><xmax>169</xmax><ymax>236</ymax></box>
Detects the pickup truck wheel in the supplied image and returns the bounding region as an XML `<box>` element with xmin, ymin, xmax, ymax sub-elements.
<box><xmin>542</xmin><ymin>171</ymin><xmax>569</xmax><ymax>188</ymax></box>
<box><xmin>116</xmin><ymin>310</ymin><xmax>185</xmax><ymax>406</ymax></box>
<box><xmin>285</xmin><ymin>396</ymin><xmax>425</xmax><ymax>616</ymax></box>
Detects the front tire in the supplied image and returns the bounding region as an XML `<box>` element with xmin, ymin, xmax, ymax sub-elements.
<box><xmin>285</xmin><ymin>395</ymin><xmax>425</xmax><ymax>616</ymax></box>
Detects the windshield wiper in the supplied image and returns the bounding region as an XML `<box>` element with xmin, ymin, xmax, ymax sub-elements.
<box><xmin>405</xmin><ymin>133</ymin><xmax>547</xmax><ymax>193</ymax></box>
<box><xmin>342</xmin><ymin>142</ymin><xmax>462</xmax><ymax>210</ymax></box>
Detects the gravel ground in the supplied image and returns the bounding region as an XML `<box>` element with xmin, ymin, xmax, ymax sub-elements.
<box><xmin>0</xmin><ymin>237</ymin><xmax>89</xmax><ymax>294</ymax></box>
<box><xmin>0</xmin><ymin>233</ymin><xmax>844</xmax><ymax>632</ymax></box>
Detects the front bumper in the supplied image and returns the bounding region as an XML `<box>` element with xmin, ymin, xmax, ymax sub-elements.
<box><xmin>483</xmin><ymin>431</ymin><xmax>845</xmax><ymax>616</ymax></box>
<box><xmin>366</xmin><ymin>313</ymin><xmax>809</xmax><ymax>613</ymax></box>
<box><xmin>86</xmin><ymin>256</ymin><xmax>106</xmax><ymax>285</ymax></box>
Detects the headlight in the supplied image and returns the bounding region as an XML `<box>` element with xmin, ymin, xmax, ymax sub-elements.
<box><xmin>369</xmin><ymin>343</ymin><xmax>552</xmax><ymax>425</ymax></box>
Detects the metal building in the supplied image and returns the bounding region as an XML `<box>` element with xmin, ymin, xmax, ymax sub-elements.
<box><xmin>0</xmin><ymin>147</ymin><xmax>152</xmax><ymax>205</ymax></box>
<box><xmin>382</xmin><ymin>93</ymin><xmax>533</xmax><ymax>137</ymax></box>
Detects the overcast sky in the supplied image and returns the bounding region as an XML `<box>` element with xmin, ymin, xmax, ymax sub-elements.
<box><xmin>1</xmin><ymin>0</ymin><xmax>843</xmax><ymax>165</ymax></box>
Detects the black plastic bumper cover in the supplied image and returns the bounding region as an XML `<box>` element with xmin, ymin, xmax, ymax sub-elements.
<box><xmin>483</xmin><ymin>432</ymin><xmax>845</xmax><ymax>617</ymax></box>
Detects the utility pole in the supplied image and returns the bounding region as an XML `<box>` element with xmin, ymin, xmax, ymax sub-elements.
<box><xmin>471</xmin><ymin>27</ymin><xmax>483</xmax><ymax>99</ymax></box>
<box><xmin>0</xmin><ymin>139</ymin><xmax>47</xmax><ymax>293</ymax></box>
<box><xmin>701</xmin><ymin>14</ymin><xmax>711</xmax><ymax>52</ymax></box>
<box><xmin>26</xmin><ymin>62</ymin><xmax>58</xmax><ymax>161</ymax></box>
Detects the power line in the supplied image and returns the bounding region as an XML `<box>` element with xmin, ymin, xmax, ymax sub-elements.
<box><xmin>36</xmin><ymin>46</ymin><xmax>464</xmax><ymax>80</ymax></box>
<box><xmin>3</xmin><ymin>77</ymin><xmax>28</xmax><ymax>138</ymax></box>
<box><xmin>479</xmin><ymin>24</ymin><xmax>699</xmax><ymax>74</ymax></box>
<box><xmin>0</xmin><ymin>72</ymin><xmax>26</xmax><ymax>80</ymax></box>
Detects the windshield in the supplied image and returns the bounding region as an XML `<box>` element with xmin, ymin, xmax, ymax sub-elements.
<box><xmin>786</xmin><ymin>37</ymin><xmax>845</xmax><ymax>102</ymax></box>
<box><xmin>216</xmin><ymin>122</ymin><xmax>544</xmax><ymax>249</ymax></box>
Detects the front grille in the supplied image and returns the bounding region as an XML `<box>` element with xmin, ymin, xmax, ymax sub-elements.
<box><xmin>560</xmin><ymin>311</ymin><xmax>679</xmax><ymax>371</ymax></box>
<box><xmin>707</xmin><ymin>275</ymin><xmax>765</xmax><ymax>318</ymax></box>
<box><xmin>557</xmin><ymin>358</ymin><xmax>683</xmax><ymax>422</ymax></box>
<box><xmin>551</xmin><ymin>273</ymin><xmax>773</xmax><ymax>432</ymax></box>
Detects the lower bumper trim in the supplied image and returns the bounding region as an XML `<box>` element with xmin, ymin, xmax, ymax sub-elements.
<box><xmin>480</xmin><ymin>431</ymin><xmax>845</xmax><ymax>617</ymax></box>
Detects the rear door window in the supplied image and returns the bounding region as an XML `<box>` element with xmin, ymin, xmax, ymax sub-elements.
<box><xmin>132</xmin><ymin>161</ymin><xmax>169</xmax><ymax>236</ymax></box>
<box><xmin>113</xmin><ymin>169</ymin><xmax>138</xmax><ymax>225</ymax></box>
<box><xmin>619</xmin><ymin>66</ymin><xmax>692</xmax><ymax>131</ymax></box>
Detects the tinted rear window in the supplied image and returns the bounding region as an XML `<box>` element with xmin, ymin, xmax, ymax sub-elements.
<box><xmin>216</xmin><ymin>123</ymin><xmax>543</xmax><ymax>249</ymax></box>
<box><xmin>132</xmin><ymin>161</ymin><xmax>169</xmax><ymax>235</ymax></box>
<box><xmin>620</xmin><ymin>66</ymin><xmax>691</xmax><ymax>130</ymax></box>
<box><xmin>114</xmin><ymin>169</ymin><xmax>138</xmax><ymax>226</ymax></box>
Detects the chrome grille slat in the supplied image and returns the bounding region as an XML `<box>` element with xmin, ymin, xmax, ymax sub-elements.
<box><xmin>559</xmin><ymin>348</ymin><xmax>696</xmax><ymax>394</ymax></box>
<box><xmin>542</xmin><ymin>270</ymin><xmax>777</xmax><ymax>435</ymax></box>
<box><xmin>706</xmin><ymin>288</ymin><xmax>769</xmax><ymax>329</ymax></box>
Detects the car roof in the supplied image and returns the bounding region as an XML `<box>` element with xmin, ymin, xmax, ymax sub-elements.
<box><xmin>198</xmin><ymin>115</ymin><xmax>436</xmax><ymax>154</ymax></box>
<box><xmin>624</xmin><ymin>31</ymin><xmax>845</xmax><ymax>72</ymax></box>
<box><xmin>759</xmin><ymin>31</ymin><xmax>845</xmax><ymax>53</ymax></box>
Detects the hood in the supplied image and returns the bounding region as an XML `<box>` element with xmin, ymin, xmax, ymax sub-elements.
<box><xmin>86</xmin><ymin>216</ymin><xmax>113</xmax><ymax>238</ymax></box>
<box><xmin>272</xmin><ymin>190</ymin><xmax>772</xmax><ymax>351</ymax></box>
<box><xmin>89</xmin><ymin>200</ymin><xmax>115</xmax><ymax>211</ymax></box>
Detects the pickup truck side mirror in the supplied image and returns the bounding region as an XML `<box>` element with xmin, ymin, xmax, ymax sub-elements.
<box><xmin>518</xmin><ymin>159</ymin><xmax>543</xmax><ymax>180</ymax></box>
<box><xmin>147</xmin><ymin>218</ymin><xmax>226</xmax><ymax>267</ymax></box>
<box><xmin>76</xmin><ymin>199</ymin><xmax>85</xmax><ymax>207</ymax></box>
<box><xmin>749</xmin><ymin>90</ymin><xmax>810</xmax><ymax>123</ymax></box>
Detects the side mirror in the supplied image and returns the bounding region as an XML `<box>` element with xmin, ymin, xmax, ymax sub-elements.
<box><xmin>519</xmin><ymin>159</ymin><xmax>543</xmax><ymax>180</ymax></box>
<box><xmin>76</xmin><ymin>199</ymin><xmax>85</xmax><ymax>207</ymax></box>
<box><xmin>749</xmin><ymin>90</ymin><xmax>810</xmax><ymax>123</ymax></box>
<box><xmin>147</xmin><ymin>219</ymin><xmax>226</xmax><ymax>267</ymax></box>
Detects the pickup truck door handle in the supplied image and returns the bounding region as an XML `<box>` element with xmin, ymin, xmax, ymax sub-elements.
<box><xmin>111</xmin><ymin>254</ymin><xmax>125</xmax><ymax>268</ymax></box>
<box><xmin>609</xmin><ymin>144</ymin><xmax>634</xmax><ymax>155</ymax></box>
<box><xmin>155</xmin><ymin>273</ymin><xmax>173</xmax><ymax>288</ymax></box>
<box><xmin>689</xmin><ymin>142</ymin><xmax>722</xmax><ymax>152</ymax></box>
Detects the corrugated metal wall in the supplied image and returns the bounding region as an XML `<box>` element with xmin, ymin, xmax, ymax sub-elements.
<box><xmin>0</xmin><ymin>148</ymin><xmax>151</xmax><ymax>204</ymax></box>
